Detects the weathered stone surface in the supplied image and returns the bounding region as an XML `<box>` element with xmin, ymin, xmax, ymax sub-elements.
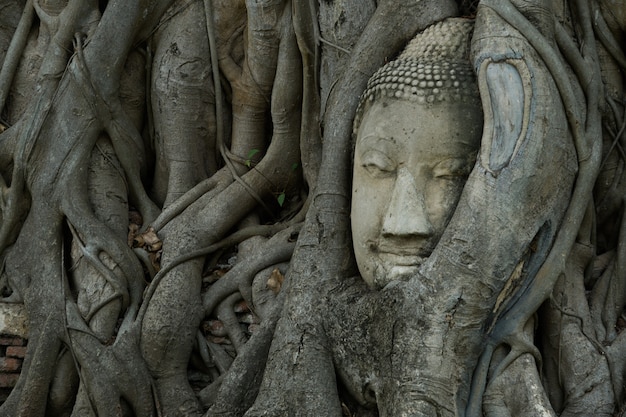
<box><xmin>0</xmin><ymin>304</ymin><xmax>28</xmax><ymax>339</ymax></box>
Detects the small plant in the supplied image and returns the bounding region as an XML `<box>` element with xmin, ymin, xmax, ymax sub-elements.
<box><xmin>277</xmin><ymin>192</ymin><xmax>286</xmax><ymax>207</ymax></box>
<box><xmin>276</xmin><ymin>163</ymin><xmax>299</xmax><ymax>207</ymax></box>
<box><xmin>245</xmin><ymin>149</ymin><xmax>260</xmax><ymax>168</ymax></box>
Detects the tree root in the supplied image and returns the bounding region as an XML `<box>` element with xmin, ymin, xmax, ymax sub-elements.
<box><xmin>215</xmin><ymin>292</ymin><xmax>247</xmax><ymax>353</ymax></box>
<box><xmin>196</xmin><ymin>330</ymin><xmax>231</xmax><ymax>376</ymax></box>
<box><xmin>67</xmin><ymin>220</ymin><xmax>130</xmax><ymax>314</ymax></box>
<box><xmin>206</xmin><ymin>283</ymin><xmax>287</xmax><ymax>417</ymax></box>
<box><xmin>150</xmin><ymin>0</ymin><xmax>217</xmax><ymax>209</ymax></box>
<box><xmin>591</xmin><ymin>0</ymin><xmax>626</xmax><ymax>70</ymax></box>
<box><xmin>293</xmin><ymin>0</ymin><xmax>322</xmax><ymax>193</ymax></box>
<box><xmin>6</xmin><ymin>314</ymin><xmax>65</xmax><ymax>417</ymax></box>
<box><xmin>46</xmin><ymin>348</ymin><xmax>80</xmax><ymax>416</ymax></box>
<box><xmin>63</xmin><ymin>206</ymin><xmax>144</xmax><ymax>332</ymax></box>
<box><xmin>65</xmin><ymin>301</ymin><xmax>159</xmax><ymax>417</ymax></box>
<box><xmin>0</xmin><ymin>120</ymin><xmax>20</xmax><ymax>170</ymax></box>
<box><xmin>0</xmin><ymin>125</ymin><xmax>31</xmax><ymax>258</ymax></box>
<box><xmin>105</xmin><ymin>112</ymin><xmax>160</xmax><ymax>226</ymax></box>
<box><xmin>152</xmin><ymin>168</ymin><xmax>232</xmax><ymax>232</ymax></box>
<box><xmin>466</xmin><ymin>2</ymin><xmax>604</xmax><ymax>415</ymax></box>
<box><xmin>72</xmin><ymin>41</ymin><xmax>160</xmax><ymax>226</ymax></box>
<box><xmin>0</xmin><ymin>8</ymin><xmax>96</xmax><ymax>256</ymax></box>
<box><xmin>203</xmin><ymin>225</ymin><xmax>300</xmax><ymax>317</ymax></box>
<box><xmin>0</xmin><ymin>0</ymin><xmax>34</xmax><ymax>115</ymax></box>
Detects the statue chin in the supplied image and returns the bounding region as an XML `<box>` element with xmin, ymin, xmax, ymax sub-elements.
<box><xmin>370</xmin><ymin>258</ymin><xmax>423</xmax><ymax>289</ymax></box>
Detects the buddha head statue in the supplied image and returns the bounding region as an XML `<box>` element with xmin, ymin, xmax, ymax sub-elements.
<box><xmin>351</xmin><ymin>18</ymin><xmax>482</xmax><ymax>289</ymax></box>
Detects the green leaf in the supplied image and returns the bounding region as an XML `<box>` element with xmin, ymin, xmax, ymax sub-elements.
<box><xmin>245</xmin><ymin>149</ymin><xmax>260</xmax><ymax>168</ymax></box>
<box><xmin>277</xmin><ymin>192</ymin><xmax>286</xmax><ymax>207</ymax></box>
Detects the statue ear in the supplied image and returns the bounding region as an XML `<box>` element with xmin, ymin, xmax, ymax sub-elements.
<box><xmin>477</xmin><ymin>58</ymin><xmax>532</xmax><ymax>176</ymax></box>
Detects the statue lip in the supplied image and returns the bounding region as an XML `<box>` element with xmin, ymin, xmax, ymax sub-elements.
<box><xmin>378</xmin><ymin>253</ymin><xmax>424</xmax><ymax>267</ymax></box>
<box><xmin>374</xmin><ymin>241</ymin><xmax>431</xmax><ymax>262</ymax></box>
<box><xmin>375</xmin><ymin>249</ymin><xmax>429</xmax><ymax>268</ymax></box>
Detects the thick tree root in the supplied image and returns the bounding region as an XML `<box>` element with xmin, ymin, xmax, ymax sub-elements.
<box><xmin>203</xmin><ymin>225</ymin><xmax>299</xmax><ymax>317</ymax></box>
<box><xmin>206</xmin><ymin>285</ymin><xmax>287</xmax><ymax>417</ymax></box>
<box><xmin>63</xmin><ymin>208</ymin><xmax>144</xmax><ymax>331</ymax></box>
<box><xmin>65</xmin><ymin>302</ymin><xmax>158</xmax><ymax>417</ymax></box>
<box><xmin>0</xmin><ymin>0</ymin><xmax>34</xmax><ymax>114</ymax></box>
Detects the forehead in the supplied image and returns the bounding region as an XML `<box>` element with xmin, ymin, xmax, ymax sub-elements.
<box><xmin>356</xmin><ymin>98</ymin><xmax>483</xmax><ymax>150</ymax></box>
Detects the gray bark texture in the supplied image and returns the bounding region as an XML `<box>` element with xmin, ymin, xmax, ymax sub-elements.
<box><xmin>0</xmin><ymin>0</ymin><xmax>624</xmax><ymax>416</ymax></box>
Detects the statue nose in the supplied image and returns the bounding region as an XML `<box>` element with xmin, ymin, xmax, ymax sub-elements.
<box><xmin>382</xmin><ymin>167</ymin><xmax>434</xmax><ymax>237</ymax></box>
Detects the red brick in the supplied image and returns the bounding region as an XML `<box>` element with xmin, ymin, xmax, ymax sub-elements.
<box><xmin>0</xmin><ymin>357</ymin><xmax>21</xmax><ymax>372</ymax></box>
<box><xmin>0</xmin><ymin>337</ymin><xmax>25</xmax><ymax>346</ymax></box>
<box><xmin>0</xmin><ymin>373</ymin><xmax>19</xmax><ymax>388</ymax></box>
<box><xmin>6</xmin><ymin>346</ymin><xmax>27</xmax><ymax>359</ymax></box>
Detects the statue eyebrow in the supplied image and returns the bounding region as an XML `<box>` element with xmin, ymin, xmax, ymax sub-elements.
<box><xmin>358</xmin><ymin>134</ymin><xmax>396</xmax><ymax>146</ymax></box>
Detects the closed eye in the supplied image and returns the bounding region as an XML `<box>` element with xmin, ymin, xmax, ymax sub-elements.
<box><xmin>360</xmin><ymin>150</ymin><xmax>396</xmax><ymax>178</ymax></box>
<box><xmin>432</xmin><ymin>157</ymin><xmax>473</xmax><ymax>179</ymax></box>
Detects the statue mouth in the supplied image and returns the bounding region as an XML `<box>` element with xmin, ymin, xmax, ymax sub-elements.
<box><xmin>373</xmin><ymin>241</ymin><xmax>432</xmax><ymax>264</ymax></box>
<box><xmin>365</xmin><ymin>240</ymin><xmax>433</xmax><ymax>286</ymax></box>
<box><xmin>372</xmin><ymin>255</ymin><xmax>423</xmax><ymax>287</ymax></box>
<box><xmin>376</xmin><ymin>245</ymin><xmax>430</xmax><ymax>280</ymax></box>
<box><xmin>378</xmin><ymin>252</ymin><xmax>424</xmax><ymax>267</ymax></box>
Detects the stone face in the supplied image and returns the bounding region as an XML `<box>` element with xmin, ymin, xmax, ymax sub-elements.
<box><xmin>0</xmin><ymin>303</ymin><xmax>28</xmax><ymax>339</ymax></box>
<box><xmin>351</xmin><ymin>97</ymin><xmax>482</xmax><ymax>289</ymax></box>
